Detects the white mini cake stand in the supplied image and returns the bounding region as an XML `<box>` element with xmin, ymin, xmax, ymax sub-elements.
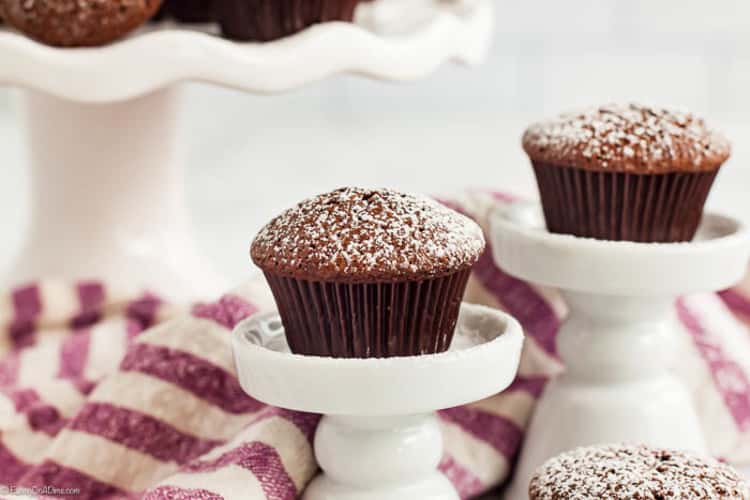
<box><xmin>232</xmin><ymin>303</ymin><xmax>524</xmax><ymax>500</ymax></box>
<box><xmin>0</xmin><ymin>0</ymin><xmax>493</xmax><ymax>301</ymax></box>
<box><xmin>490</xmin><ymin>202</ymin><xmax>750</xmax><ymax>500</ymax></box>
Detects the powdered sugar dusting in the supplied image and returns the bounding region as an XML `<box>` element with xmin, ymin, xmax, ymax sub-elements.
<box><xmin>529</xmin><ymin>444</ymin><xmax>749</xmax><ymax>500</ymax></box>
<box><xmin>251</xmin><ymin>187</ymin><xmax>485</xmax><ymax>282</ymax></box>
<box><xmin>523</xmin><ymin>104</ymin><xmax>730</xmax><ymax>173</ymax></box>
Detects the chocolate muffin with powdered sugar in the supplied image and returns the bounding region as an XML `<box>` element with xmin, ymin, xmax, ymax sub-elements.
<box><xmin>529</xmin><ymin>444</ymin><xmax>749</xmax><ymax>500</ymax></box>
<box><xmin>523</xmin><ymin>104</ymin><xmax>730</xmax><ymax>242</ymax></box>
<box><xmin>251</xmin><ymin>187</ymin><xmax>485</xmax><ymax>358</ymax></box>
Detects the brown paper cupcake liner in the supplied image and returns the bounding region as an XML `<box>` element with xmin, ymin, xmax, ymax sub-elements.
<box><xmin>216</xmin><ymin>0</ymin><xmax>364</xmax><ymax>42</ymax></box>
<box><xmin>532</xmin><ymin>161</ymin><xmax>718</xmax><ymax>243</ymax></box>
<box><xmin>264</xmin><ymin>269</ymin><xmax>472</xmax><ymax>358</ymax></box>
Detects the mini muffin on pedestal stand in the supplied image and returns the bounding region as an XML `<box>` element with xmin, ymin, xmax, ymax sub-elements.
<box><xmin>237</xmin><ymin>187</ymin><xmax>519</xmax><ymax>499</ymax></box>
<box><xmin>523</xmin><ymin>103</ymin><xmax>730</xmax><ymax>242</ymax></box>
<box><xmin>496</xmin><ymin>105</ymin><xmax>750</xmax><ymax>500</ymax></box>
<box><xmin>239</xmin><ymin>188</ymin><xmax>513</xmax><ymax>499</ymax></box>
<box><xmin>529</xmin><ymin>444</ymin><xmax>750</xmax><ymax>500</ymax></box>
<box><xmin>251</xmin><ymin>187</ymin><xmax>485</xmax><ymax>358</ymax></box>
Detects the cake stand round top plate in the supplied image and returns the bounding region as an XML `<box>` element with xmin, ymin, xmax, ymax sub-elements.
<box><xmin>232</xmin><ymin>303</ymin><xmax>524</xmax><ymax>417</ymax></box>
<box><xmin>490</xmin><ymin>201</ymin><xmax>750</xmax><ymax>297</ymax></box>
<box><xmin>0</xmin><ymin>0</ymin><xmax>493</xmax><ymax>103</ymax></box>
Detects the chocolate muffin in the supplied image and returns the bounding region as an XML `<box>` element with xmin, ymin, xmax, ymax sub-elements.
<box><xmin>529</xmin><ymin>444</ymin><xmax>750</xmax><ymax>500</ymax></box>
<box><xmin>1</xmin><ymin>0</ymin><xmax>163</xmax><ymax>47</ymax></box>
<box><xmin>216</xmin><ymin>0</ymin><xmax>366</xmax><ymax>42</ymax></box>
<box><xmin>523</xmin><ymin>104</ymin><xmax>730</xmax><ymax>242</ymax></box>
<box><xmin>251</xmin><ymin>187</ymin><xmax>485</xmax><ymax>358</ymax></box>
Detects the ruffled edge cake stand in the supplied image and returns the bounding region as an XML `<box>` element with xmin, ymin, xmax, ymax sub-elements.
<box><xmin>490</xmin><ymin>202</ymin><xmax>750</xmax><ymax>500</ymax></box>
<box><xmin>232</xmin><ymin>303</ymin><xmax>524</xmax><ymax>500</ymax></box>
<box><xmin>0</xmin><ymin>0</ymin><xmax>493</xmax><ymax>301</ymax></box>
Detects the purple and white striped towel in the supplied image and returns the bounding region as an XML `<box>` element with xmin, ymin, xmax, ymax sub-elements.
<box><xmin>2</xmin><ymin>191</ymin><xmax>750</xmax><ymax>499</ymax></box>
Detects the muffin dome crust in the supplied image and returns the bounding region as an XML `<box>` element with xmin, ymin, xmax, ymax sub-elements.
<box><xmin>523</xmin><ymin>103</ymin><xmax>730</xmax><ymax>173</ymax></box>
<box><xmin>529</xmin><ymin>444</ymin><xmax>749</xmax><ymax>500</ymax></box>
<box><xmin>251</xmin><ymin>187</ymin><xmax>485</xmax><ymax>283</ymax></box>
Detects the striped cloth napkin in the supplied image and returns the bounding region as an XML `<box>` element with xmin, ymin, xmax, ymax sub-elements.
<box><xmin>2</xmin><ymin>191</ymin><xmax>750</xmax><ymax>499</ymax></box>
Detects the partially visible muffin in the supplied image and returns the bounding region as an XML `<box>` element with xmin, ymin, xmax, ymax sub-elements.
<box><xmin>216</xmin><ymin>0</ymin><xmax>367</xmax><ymax>41</ymax></box>
<box><xmin>2</xmin><ymin>0</ymin><xmax>371</xmax><ymax>45</ymax></box>
<box><xmin>523</xmin><ymin>104</ymin><xmax>730</xmax><ymax>242</ymax></box>
<box><xmin>251</xmin><ymin>187</ymin><xmax>485</xmax><ymax>358</ymax></box>
<box><xmin>1</xmin><ymin>0</ymin><xmax>163</xmax><ymax>47</ymax></box>
<box><xmin>529</xmin><ymin>444</ymin><xmax>750</xmax><ymax>500</ymax></box>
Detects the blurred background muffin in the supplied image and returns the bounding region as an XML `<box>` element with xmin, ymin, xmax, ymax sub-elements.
<box><xmin>0</xmin><ymin>0</ymin><xmax>163</xmax><ymax>47</ymax></box>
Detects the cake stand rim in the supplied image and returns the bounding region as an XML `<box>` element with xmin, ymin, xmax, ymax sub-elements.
<box><xmin>0</xmin><ymin>0</ymin><xmax>493</xmax><ymax>103</ymax></box>
<box><xmin>231</xmin><ymin>303</ymin><xmax>524</xmax><ymax>416</ymax></box>
<box><xmin>489</xmin><ymin>201</ymin><xmax>750</xmax><ymax>296</ymax></box>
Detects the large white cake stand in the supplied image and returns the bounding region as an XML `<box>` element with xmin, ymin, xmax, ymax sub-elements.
<box><xmin>232</xmin><ymin>303</ymin><xmax>524</xmax><ymax>500</ymax></box>
<box><xmin>0</xmin><ymin>0</ymin><xmax>493</xmax><ymax>301</ymax></box>
<box><xmin>490</xmin><ymin>202</ymin><xmax>750</xmax><ymax>500</ymax></box>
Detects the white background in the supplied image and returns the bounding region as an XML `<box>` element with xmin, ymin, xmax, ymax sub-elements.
<box><xmin>1</xmin><ymin>0</ymin><xmax>749</xmax><ymax>286</ymax></box>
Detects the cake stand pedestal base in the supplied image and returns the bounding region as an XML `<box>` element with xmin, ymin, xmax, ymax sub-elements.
<box><xmin>305</xmin><ymin>414</ymin><xmax>456</xmax><ymax>500</ymax></box>
<box><xmin>490</xmin><ymin>202</ymin><xmax>750</xmax><ymax>500</ymax></box>
<box><xmin>232</xmin><ymin>304</ymin><xmax>524</xmax><ymax>500</ymax></box>
<box><xmin>3</xmin><ymin>88</ymin><xmax>226</xmax><ymax>301</ymax></box>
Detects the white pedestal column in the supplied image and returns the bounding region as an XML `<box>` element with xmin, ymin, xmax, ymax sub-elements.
<box><xmin>4</xmin><ymin>88</ymin><xmax>226</xmax><ymax>301</ymax></box>
<box><xmin>305</xmin><ymin>414</ymin><xmax>457</xmax><ymax>500</ymax></box>
<box><xmin>490</xmin><ymin>202</ymin><xmax>750</xmax><ymax>500</ymax></box>
<box><xmin>232</xmin><ymin>306</ymin><xmax>524</xmax><ymax>500</ymax></box>
<box><xmin>505</xmin><ymin>292</ymin><xmax>706</xmax><ymax>500</ymax></box>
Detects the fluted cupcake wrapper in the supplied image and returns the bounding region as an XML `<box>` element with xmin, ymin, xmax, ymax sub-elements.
<box><xmin>532</xmin><ymin>161</ymin><xmax>719</xmax><ymax>243</ymax></box>
<box><xmin>216</xmin><ymin>0</ymin><xmax>364</xmax><ymax>42</ymax></box>
<box><xmin>263</xmin><ymin>269</ymin><xmax>472</xmax><ymax>358</ymax></box>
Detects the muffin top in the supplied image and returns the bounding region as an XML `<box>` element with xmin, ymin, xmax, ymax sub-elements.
<box><xmin>522</xmin><ymin>104</ymin><xmax>730</xmax><ymax>173</ymax></box>
<box><xmin>251</xmin><ymin>187</ymin><xmax>485</xmax><ymax>283</ymax></box>
<box><xmin>529</xmin><ymin>444</ymin><xmax>749</xmax><ymax>500</ymax></box>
